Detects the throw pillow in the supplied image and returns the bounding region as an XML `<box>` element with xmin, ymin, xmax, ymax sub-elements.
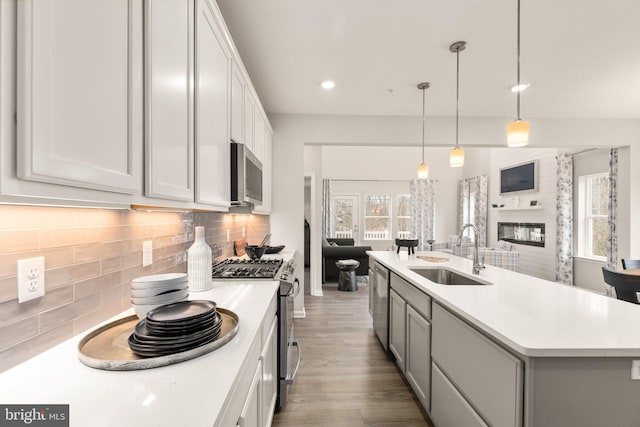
<box><xmin>496</xmin><ymin>240</ymin><xmax>514</xmax><ymax>251</ymax></box>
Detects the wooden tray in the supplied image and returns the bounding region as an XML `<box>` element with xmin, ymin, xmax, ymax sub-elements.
<box><xmin>77</xmin><ymin>308</ymin><xmax>239</xmax><ymax>371</ymax></box>
<box><xmin>417</xmin><ymin>255</ymin><xmax>449</xmax><ymax>263</ymax></box>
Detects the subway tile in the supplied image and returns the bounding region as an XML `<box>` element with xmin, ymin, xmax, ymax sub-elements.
<box><xmin>73</xmin><ymin>241</ymin><xmax>123</xmax><ymax>263</ymax></box>
<box><xmin>99</xmin><ymin>225</ymin><xmax>141</xmax><ymax>242</ymax></box>
<box><xmin>100</xmin><ymin>284</ymin><xmax>128</xmax><ymax>308</ymax></box>
<box><xmin>0</xmin><ymin>247</ymin><xmax>73</xmax><ymax>278</ymax></box>
<box><xmin>0</xmin><ymin>322</ymin><xmax>74</xmax><ymax>373</ymax></box>
<box><xmin>74</xmin><ymin>271</ymin><xmax>124</xmax><ymax>300</ymax></box>
<box><xmin>39</xmin><ymin>294</ymin><xmax>101</xmax><ymax>333</ymax></box>
<box><xmin>0</xmin><ymin>206</ymin><xmax>73</xmax><ymax>229</ymax></box>
<box><xmin>73</xmin><ymin>301</ymin><xmax>124</xmax><ymax>335</ymax></box>
<box><xmin>39</xmin><ymin>227</ymin><xmax>102</xmax><ymax>249</ymax></box>
<box><xmin>0</xmin><ymin>286</ymin><xmax>73</xmax><ymax>328</ymax></box>
<box><xmin>0</xmin><ymin>316</ymin><xmax>38</xmax><ymax>352</ymax></box>
<box><xmin>101</xmin><ymin>256</ymin><xmax>122</xmax><ymax>274</ymax></box>
<box><xmin>0</xmin><ymin>276</ymin><xmax>17</xmax><ymax>304</ymax></box>
<box><xmin>46</xmin><ymin>261</ymin><xmax>101</xmax><ymax>290</ymax></box>
<box><xmin>0</xmin><ymin>230</ymin><xmax>39</xmax><ymax>253</ymax></box>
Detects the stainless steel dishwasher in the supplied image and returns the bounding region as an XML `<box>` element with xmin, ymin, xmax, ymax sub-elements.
<box><xmin>371</xmin><ymin>260</ymin><xmax>389</xmax><ymax>350</ymax></box>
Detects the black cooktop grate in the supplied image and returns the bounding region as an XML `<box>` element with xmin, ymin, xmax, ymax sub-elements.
<box><xmin>212</xmin><ymin>258</ymin><xmax>283</xmax><ymax>279</ymax></box>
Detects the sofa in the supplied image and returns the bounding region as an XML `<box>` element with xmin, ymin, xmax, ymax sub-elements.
<box><xmin>468</xmin><ymin>240</ymin><xmax>520</xmax><ymax>272</ymax></box>
<box><xmin>432</xmin><ymin>235</ymin><xmax>475</xmax><ymax>257</ymax></box>
<box><xmin>322</xmin><ymin>238</ymin><xmax>372</xmax><ymax>283</ymax></box>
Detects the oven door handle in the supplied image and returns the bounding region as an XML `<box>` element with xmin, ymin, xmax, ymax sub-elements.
<box><xmin>286</xmin><ymin>340</ymin><xmax>301</xmax><ymax>384</ymax></box>
<box><xmin>292</xmin><ymin>278</ymin><xmax>301</xmax><ymax>298</ymax></box>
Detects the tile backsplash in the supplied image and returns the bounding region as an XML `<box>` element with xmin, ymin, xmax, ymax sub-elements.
<box><xmin>0</xmin><ymin>206</ymin><xmax>269</xmax><ymax>372</ymax></box>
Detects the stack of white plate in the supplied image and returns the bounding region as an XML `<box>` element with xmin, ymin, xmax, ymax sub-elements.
<box><xmin>130</xmin><ymin>273</ymin><xmax>189</xmax><ymax>319</ymax></box>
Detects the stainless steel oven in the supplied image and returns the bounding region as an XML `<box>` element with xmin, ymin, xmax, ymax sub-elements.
<box><xmin>276</xmin><ymin>258</ymin><xmax>301</xmax><ymax>410</ymax></box>
<box><xmin>211</xmin><ymin>256</ymin><xmax>301</xmax><ymax>410</ymax></box>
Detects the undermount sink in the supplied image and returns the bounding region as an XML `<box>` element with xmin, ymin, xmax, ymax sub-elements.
<box><xmin>409</xmin><ymin>268</ymin><xmax>491</xmax><ymax>286</ymax></box>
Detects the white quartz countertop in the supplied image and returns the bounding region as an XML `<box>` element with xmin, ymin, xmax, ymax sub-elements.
<box><xmin>369</xmin><ymin>250</ymin><xmax>640</xmax><ymax>357</ymax></box>
<box><xmin>0</xmin><ymin>282</ymin><xmax>279</xmax><ymax>427</ymax></box>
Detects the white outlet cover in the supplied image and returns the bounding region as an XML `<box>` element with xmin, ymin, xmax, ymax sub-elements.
<box><xmin>18</xmin><ymin>256</ymin><xmax>45</xmax><ymax>303</ymax></box>
<box><xmin>142</xmin><ymin>241</ymin><xmax>153</xmax><ymax>267</ymax></box>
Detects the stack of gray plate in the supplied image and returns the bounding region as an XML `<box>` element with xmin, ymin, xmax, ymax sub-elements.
<box><xmin>130</xmin><ymin>273</ymin><xmax>189</xmax><ymax>319</ymax></box>
<box><xmin>128</xmin><ymin>300</ymin><xmax>221</xmax><ymax>357</ymax></box>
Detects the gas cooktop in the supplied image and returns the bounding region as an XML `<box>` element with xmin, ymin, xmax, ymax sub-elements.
<box><xmin>212</xmin><ymin>258</ymin><xmax>283</xmax><ymax>279</ymax></box>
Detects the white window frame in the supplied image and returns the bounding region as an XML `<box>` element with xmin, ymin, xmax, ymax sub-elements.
<box><xmin>363</xmin><ymin>194</ymin><xmax>391</xmax><ymax>240</ymax></box>
<box><xmin>396</xmin><ymin>194</ymin><xmax>412</xmax><ymax>239</ymax></box>
<box><xmin>578</xmin><ymin>172</ymin><xmax>608</xmax><ymax>260</ymax></box>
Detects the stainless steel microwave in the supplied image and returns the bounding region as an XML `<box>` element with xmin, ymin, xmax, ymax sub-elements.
<box><xmin>230</xmin><ymin>142</ymin><xmax>263</xmax><ymax>205</ymax></box>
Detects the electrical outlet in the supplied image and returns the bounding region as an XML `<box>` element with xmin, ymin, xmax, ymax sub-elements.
<box><xmin>142</xmin><ymin>240</ymin><xmax>153</xmax><ymax>267</ymax></box>
<box><xmin>632</xmin><ymin>360</ymin><xmax>640</xmax><ymax>380</ymax></box>
<box><xmin>18</xmin><ymin>256</ymin><xmax>45</xmax><ymax>303</ymax></box>
<box><xmin>226</xmin><ymin>229</ymin><xmax>230</xmax><ymax>242</ymax></box>
<box><xmin>242</xmin><ymin>226</ymin><xmax>246</xmax><ymax>238</ymax></box>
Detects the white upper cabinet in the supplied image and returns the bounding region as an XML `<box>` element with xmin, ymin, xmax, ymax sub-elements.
<box><xmin>194</xmin><ymin>0</ymin><xmax>230</xmax><ymax>207</ymax></box>
<box><xmin>243</xmin><ymin>91</ymin><xmax>255</xmax><ymax>153</ymax></box>
<box><xmin>144</xmin><ymin>0</ymin><xmax>195</xmax><ymax>202</ymax></box>
<box><xmin>16</xmin><ymin>0</ymin><xmax>143</xmax><ymax>194</ymax></box>
<box><xmin>253</xmin><ymin>112</ymin><xmax>265</xmax><ymax>162</ymax></box>
<box><xmin>230</xmin><ymin>61</ymin><xmax>244</xmax><ymax>145</ymax></box>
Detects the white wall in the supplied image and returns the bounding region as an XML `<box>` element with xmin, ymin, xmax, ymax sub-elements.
<box><xmin>488</xmin><ymin>148</ymin><xmax>558</xmax><ymax>280</ymax></box>
<box><xmin>320</xmin><ymin>146</ymin><xmax>462</xmax><ymax>242</ymax></box>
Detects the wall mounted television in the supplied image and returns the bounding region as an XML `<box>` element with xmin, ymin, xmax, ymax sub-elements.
<box><xmin>500</xmin><ymin>160</ymin><xmax>538</xmax><ymax>195</ymax></box>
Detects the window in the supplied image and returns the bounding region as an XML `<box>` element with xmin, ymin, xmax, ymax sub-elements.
<box><xmin>364</xmin><ymin>195</ymin><xmax>390</xmax><ymax>240</ymax></box>
<box><xmin>331</xmin><ymin>195</ymin><xmax>357</xmax><ymax>239</ymax></box>
<box><xmin>578</xmin><ymin>173</ymin><xmax>609</xmax><ymax>259</ymax></box>
<box><xmin>397</xmin><ymin>194</ymin><xmax>412</xmax><ymax>238</ymax></box>
<box><xmin>460</xmin><ymin>181</ymin><xmax>477</xmax><ymax>241</ymax></box>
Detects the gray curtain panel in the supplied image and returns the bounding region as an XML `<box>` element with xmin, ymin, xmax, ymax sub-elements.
<box><xmin>458</xmin><ymin>176</ymin><xmax>487</xmax><ymax>247</ymax></box>
<box><xmin>555</xmin><ymin>153</ymin><xmax>573</xmax><ymax>285</ymax></box>
<box><xmin>410</xmin><ymin>179</ymin><xmax>437</xmax><ymax>251</ymax></box>
<box><xmin>607</xmin><ymin>148</ymin><xmax>618</xmax><ymax>270</ymax></box>
<box><xmin>321</xmin><ymin>179</ymin><xmax>332</xmax><ymax>238</ymax></box>
<box><xmin>473</xmin><ymin>175</ymin><xmax>488</xmax><ymax>247</ymax></box>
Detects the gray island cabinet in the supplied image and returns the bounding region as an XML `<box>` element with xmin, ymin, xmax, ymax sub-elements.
<box><xmin>368</xmin><ymin>251</ymin><xmax>640</xmax><ymax>427</ymax></box>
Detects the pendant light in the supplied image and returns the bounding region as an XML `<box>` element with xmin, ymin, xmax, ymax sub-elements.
<box><xmin>506</xmin><ymin>0</ymin><xmax>530</xmax><ymax>147</ymax></box>
<box><xmin>417</xmin><ymin>82</ymin><xmax>430</xmax><ymax>179</ymax></box>
<box><xmin>449</xmin><ymin>41</ymin><xmax>466</xmax><ymax>167</ymax></box>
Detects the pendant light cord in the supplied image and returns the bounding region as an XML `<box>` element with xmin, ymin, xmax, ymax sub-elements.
<box><xmin>455</xmin><ymin>49</ymin><xmax>460</xmax><ymax>149</ymax></box>
<box><xmin>421</xmin><ymin>87</ymin><xmax>426</xmax><ymax>163</ymax></box>
<box><xmin>516</xmin><ymin>0</ymin><xmax>521</xmax><ymax>121</ymax></box>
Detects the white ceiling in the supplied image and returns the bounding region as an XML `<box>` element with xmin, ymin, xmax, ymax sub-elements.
<box><xmin>217</xmin><ymin>0</ymin><xmax>640</xmax><ymax>119</ymax></box>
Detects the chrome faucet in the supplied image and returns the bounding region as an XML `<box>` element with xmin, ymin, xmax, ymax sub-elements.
<box><xmin>457</xmin><ymin>223</ymin><xmax>484</xmax><ymax>275</ymax></box>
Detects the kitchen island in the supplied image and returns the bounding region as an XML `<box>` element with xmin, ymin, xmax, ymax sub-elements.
<box><xmin>0</xmin><ymin>282</ymin><xmax>279</xmax><ymax>427</ymax></box>
<box><xmin>369</xmin><ymin>250</ymin><xmax>640</xmax><ymax>427</ymax></box>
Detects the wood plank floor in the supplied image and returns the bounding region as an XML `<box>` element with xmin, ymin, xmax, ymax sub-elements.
<box><xmin>272</xmin><ymin>282</ymin><xmax>434</xmax><ymax>427</ymax></box>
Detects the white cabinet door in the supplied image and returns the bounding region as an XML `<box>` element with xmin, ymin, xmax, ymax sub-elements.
<box><xmin>17</xmin><ymin>0</ymin><xmax>143</xmax><ymax>194</ymax></box>
<box><xmin>238</xmin><ymin>359</ymin><xmax>262</xmax><ymax>427</ymax></box>
<box><xmin>406</xmin><ymin>304</ymin><xmax>431</xmax><ymax>412</ymax></box>
<box><xmin>253</xmin><ymin>129</ymin><xmax>271</xmax><ymax>214</ymax></box>
<box><xmin>253</xmin><ymin>112</ymin><xmax>265</xmax><ymax>162</ymax></box>
<box><xmin>144</xmin><ymin>0</ymin><xmax>194</xmax><ymax>201</ymax></box>
<box><xmin>230</xmin><ymin>61</ymin><xmax>244</xmax><ymax>144</ymax></box>
<box><xmin>261</xmin><ymin>316</ymin><xmax>277</xmax><ymax>427</ymax></box>
<box><xmin>389</xmin><ymin>288</ymin><xmax>406</xmax><ymax>371</ymax></box>
<box><xmin>243</xmin><ymin>91</ymin><xmax>255</xmax><ymax>152</ymax></box>
<box><xmin>195</xmin><ymin>0</ymin><xmax>230</xmax><ymax>207</ymax></box>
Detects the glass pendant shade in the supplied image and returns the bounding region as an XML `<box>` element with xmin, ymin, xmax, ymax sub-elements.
<box><xmin>417</xmin><ymin>163</ymin><xmax>429</xmax><ymax>179</ymax></box>
<box><xmin>506</xmin><ymin>119</ymin><xmax>530</xmax><ymax>147</ymax></box>
<box><xmin>449</xmin><ymin>147</ymin><xmax>465</xmax><ymax>167</ymax></box>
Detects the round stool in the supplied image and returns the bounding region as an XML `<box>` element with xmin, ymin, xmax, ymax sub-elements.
<box><xmin>336</xmin><ymin>259</ymin><xmax>360</xmax><ymax>291</ymax></box>
<box><xmin>395</xmin><ymin>238</ymin><xmax>419</xmax><ymax>255</ymax></box>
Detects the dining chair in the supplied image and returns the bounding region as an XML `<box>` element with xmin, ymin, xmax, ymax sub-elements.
<box><xmin>621</xmin><ymin>259</ymin><xmax>640</xmax><ymax>270</ymax></box>
<box><xmin>601</xmin><ymin>267</ymin><xmax>640</xmax><ymax>304</ymax></box>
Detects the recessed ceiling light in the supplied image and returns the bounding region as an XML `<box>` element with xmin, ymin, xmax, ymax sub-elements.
<box><xmin>509</xmin><ymin>83</ymin><xmax>530</xmax><ymax>92</ymax></box>
<box><xmin>321</xmin><ymin>80</ymin><xmax>335</xmax><ymax>90</ymax></box>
